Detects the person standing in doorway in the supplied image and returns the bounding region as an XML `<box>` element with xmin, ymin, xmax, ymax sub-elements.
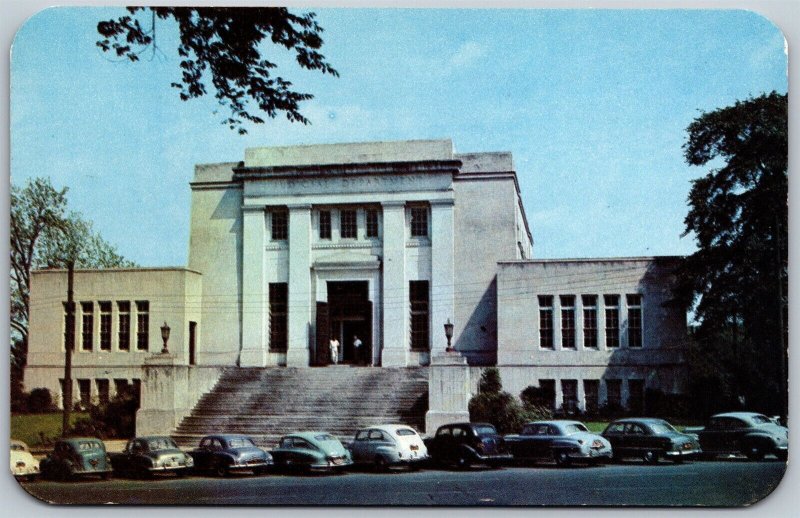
<box><xmin>353</xmin><ymin>335</ymin><xmax>363</xmax><ymax>365</ymax></box>
<box><xmin>329</xmin><ymin>337</ymin><xmax>340</xmax><ymax>365</ymax></box>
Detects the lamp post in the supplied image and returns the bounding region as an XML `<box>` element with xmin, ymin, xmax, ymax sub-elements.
<box><xmin>160</xmin><ymin>322</ymin><xmax>171</xmax><ymax>354</ymax></box>
<box><xmin>444</xmin><ymin>319</ymin><xmax>454</xmax><ymax>352</ymax></box>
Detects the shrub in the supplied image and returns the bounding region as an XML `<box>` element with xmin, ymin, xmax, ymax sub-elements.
<box><xmin>519</xmin><ymin>384</ymin><xmax>554</xmax><ymax>422</ymax></box>
<box><xmin>68</xmin><ymin>392</ymin><xmax>138</xmax><ymax>439</ymax></box>
<box><xmin>27</xmin><ymin>388</ymin><xmax>56</xmax><ymax>413</ymax></box>
<box><xmin>469</xmin><ymin>368</ymin><xmax>527</xmax><ymax>434</ymax></box>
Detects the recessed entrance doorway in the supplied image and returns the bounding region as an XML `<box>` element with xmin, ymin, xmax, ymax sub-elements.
<box><xmin>315</xmin><ymin>281</ymin><xmax>372</xmax><ymax>366</ymax></box>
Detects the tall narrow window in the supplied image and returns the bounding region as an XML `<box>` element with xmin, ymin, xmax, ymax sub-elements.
<box><xmin>606</xmin><ymin>379</ymin><xmax>622</xmax><ymax>408</ymax></box>
<box><xmin>340</xmin><ymin>209</ymin><xmax>357</xmax><ymax>238</ymax></box>
<box><xmin>410</xmin><ymin>207</ymin><xmax>428</xmax><ymax>237</ymax></box>
<box><xmin>538</xmin><ymin>295</ymin><xmax>554</xmax><ymax>349</ymax></box>
<box><xmin>582</xmin><ymin>295</ymin><xmax>598</xmax><ymax>348</ymax></box>
<box><xmin>136</xmin><ymin>301</ymin><xmax>149</xmax><ymax>351</ymax></box>
<box><xmin>560</xmin><ymin>295</ymin><xmax>576</xmax><ymax>349</ymax></box>
<box><xmin>269</xmin><ymin>283</ymin><xmax>288</xmax><ymax>352</ymax></box>
<box><xmin>97</xmin><ymin>379</ymin><xmax>110</xmax><ymax>406</ymax></box>
<box><xmin>366</xmin><ymin>209</ymin><xmax>379</xmax><ymax>238</ymax></box>
<box><xmin>99</xmin><ymin>302</ymin><xmax>112</xmax><ymax>351</ymax></box>
<box><xmin>539</xmin><ymin>380</ymin><xmax>556</xmax><ymax>411</ymax></box>
<box><xmin>319</xmin><ymin>210</ymin><xmax>331</xmax><ymax>239</ymax></box>
<box><xmin>410</xmin><ymin>281</ymin><xmax>430</xmax><ymax>350</ymax></box>
<box><xmin>271</xmin><ymin>210</ymin><xmax>288</xmax><ymax>240</ymax></box>
<box><xmin>118</xmin><ymin>301</ymin><xmax>130</xmax><ymax>351</ymax></box>
<box><xmin>77</xmin><ymin>379</ymin><xmax>91</xmax><ymax>408</ymax></box>
<box><xmin>584</xmin><ymin>380</ymin><xmax>599</xmax><ymax>414</ymax></box>
<box><xmin>604</xmin><ymin>295</ymin><xmax>620</xmax><ymax>348</ymax></box>
<box><xmin>628</xmin><ymin>379</ymin><xmax>644</xmax><ymax>413</ymax></box>
<box><xmin>561</xmin><ymin>379</ymin><xmax>578</xmax><ymax>413</ymax></box>
<box><xmin>81</xmin><ymin>302</ymin><xmax>93</xmax><ymax>351</ymax></box>
<box><xmin>627</xmin><ymin>294</ymin><xmax>643</xmax><ymax>348</ymax></box>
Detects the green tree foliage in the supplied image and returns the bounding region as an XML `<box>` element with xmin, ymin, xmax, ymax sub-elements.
<box><xmin>10</xmin><ymin>178</ymin><xmax>134</xmax><ymax>374</ymax></box>
<box><xmin>519</xmin><ymin>385</ymin><xmax>554</xmax><ymax>421</ymax></box>
<box><xmin>679</xmin><ymin>91</ymin><xmax>787</xmax><ymax>416</ymax></box>
<box><xmin>97</xmin><ymin>7</ymin><xmax>338</xmax><ymax>134</ymax></box>
<box><xmin>468</xmin><ymin>368</ymin><xmax>527</xmax><ymax>433</ymax></box>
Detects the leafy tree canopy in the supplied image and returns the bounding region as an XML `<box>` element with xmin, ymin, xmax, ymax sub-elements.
<box><xmin>679</xmin><ymin>91</ymin><xmax>787</xmax><ymax>416</ymax></box>
<box><xmin>10</xmin><ymin>178</ymin><xmax>135</xmax><ymax>371</ymax></box>
<box><xmin>97</xmin><ymin>7</ymin><xmax>338</xmax><ymax>134</ymax></box>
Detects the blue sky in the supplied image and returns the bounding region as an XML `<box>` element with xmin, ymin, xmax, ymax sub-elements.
<box><xmin>10</xmin><ymin>7</ymin><xmax>787</xmax><ymax>266</ymax></box>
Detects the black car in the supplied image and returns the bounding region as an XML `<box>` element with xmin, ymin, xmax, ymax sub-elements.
<box><xmin>110</xmin><ymin>436</ymin><xmax>194</xmax><ymax>478</ymax></box>
<box><xmin>696</xmin><ymin>412</ymin><xmax>788</xmax><ymax>461</ymax></box>
<box><xmin>424</xmin><ymin>423</ymin><xmax>512</xmax><ymax>468</ymax></box>
<box><xmin>602</xmin><ymin>418</ymin><xmax>701</xmax><ymax>464</ymax></box>
<box><xmin>505</xmin><ymin>420</ymin><xmax>612</xmax><ymax>466</ymax></box>
<box><xmin>189</xmin><ymin>434</ymin><xmax>273</xmax><ymax>476</ymax></box>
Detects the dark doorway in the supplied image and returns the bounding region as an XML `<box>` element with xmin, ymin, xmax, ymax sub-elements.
<box><xmin>188</xmin><ymin>321</ymin><xmax>197</xmax><ymax>366</ymax></box>
<box><xmin>319</xmin><ymin>281</ymin><xmax>372</xmax><ymax>365</ymax></box>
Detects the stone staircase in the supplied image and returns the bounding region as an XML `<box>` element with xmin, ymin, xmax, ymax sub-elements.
<box><xmin>171</xmin><ymin>366</ymin><xmax>429</xmax><ymax>449</ymax></box>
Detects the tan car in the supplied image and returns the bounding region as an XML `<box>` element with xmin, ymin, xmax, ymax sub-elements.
<box><xmin>10</xmin><ymin>440</ymin><xmax>40</xmax><ymax>481</ymax></box>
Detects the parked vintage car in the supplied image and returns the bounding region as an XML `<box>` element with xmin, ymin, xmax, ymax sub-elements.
<box><xmin>271</xmin><ymin>432</ymin><xmax>353</xmax><ymax>471</ymax></box>
<box><xmin>424</xmin><ymin>423</ymin><xmax>512</xmax><ymax>469</ymax></box>
<box><xmin>350</xmin><ymin>425</ymin><xmax>428</xmax><ymax>470</ymax></box>
<box><xmin>10</xmin><ymin>440</ymin><xmax>40</xmax><ymax>481</ymax></box>
<box><xmin>40</xmin><ymin>437</ymin><xmax>112</xmax><ymax>480</ymax></box>
<box><xmin>601</xmin><ymin>418</ymin><xmax>700</xmax><ymax>464</ymax></box>
<box><xmin>697</xmin><ymin>412</ymin><xmax>788</xmax><ymax>461</ymax></box>
<box><xmin>189</xmin><ymin>434</ymin><xmax>273</xmax><ymax>476</ymax></box>
<box><xmin>109</xmin><ymin>436</ymin><xmax>193</xmax><ymax>478</ymax></box>
<box><xmin>505</xmin><ymin>420</ymin><xmax>612</xmax><ymax>466</ymax></box>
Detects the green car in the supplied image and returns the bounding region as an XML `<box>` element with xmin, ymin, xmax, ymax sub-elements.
<box><xmin>271</xmin><ymin>432</ymin><xmax>353</xmax><ymax>471</ymax></box>
<box><xmin>40</xmin><ymin>438</ymin><xmax>112</xmax><ymax>481</ymax></box>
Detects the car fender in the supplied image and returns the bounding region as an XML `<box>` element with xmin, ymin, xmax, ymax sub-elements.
<box><xmin>551</xmin><ymin>439</ymin><xmax>581</xmax><ymax>454</ymax></box>
<box><xmin>741</xmin><ymin>432</ymin><xmax>778</xmax><ymax>449</ymax></box>
<box><xmin>457</xmin><ymin>443</ymin><xmax>481</xmax><ymax>460</ymax></box>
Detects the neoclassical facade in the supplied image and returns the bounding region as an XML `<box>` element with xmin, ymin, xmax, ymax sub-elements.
<box><xmin>24</xmin><ymin>139</ymin><xmax>687</xmax><ymax>416</ymax></box>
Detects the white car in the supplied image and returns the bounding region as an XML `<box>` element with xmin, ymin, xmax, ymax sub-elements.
<box><xmin>350</xmin><ymin>424</ymin><xmax>428</xmax><ymax>470</ymax></box>
<box><xmin>10</xmin><ymin>440</ymin><xmax>39</xmax><ymax>481</ymax></box>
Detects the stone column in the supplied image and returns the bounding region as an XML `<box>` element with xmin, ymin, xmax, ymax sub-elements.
<box><xmin>136</xmin><ymin>354</ymin><xmax>189</xmax><ymax>436</ymax></box>
<box><xmin>240</xmin><ymin>207</ymin><xmax>267</xmax><ymax>366</ymax></box>
<box><xmin>286</xmin><ymin>205</ymin><xmax>312</xmax><ymax>367</ymax></box>
<box><xmin>425</xmin><ymin>352</ymin><xmax>471</xmax><ymax>435</ymax></box>
<box><xmin>430</xmin><ymin>200</ymin><xmax>455</xmax><ymax>356</ymax></box>
<box><xmin>381</xmin><ymin>201</ymin><xmax>407</xmax><ymax>367</ymax></box>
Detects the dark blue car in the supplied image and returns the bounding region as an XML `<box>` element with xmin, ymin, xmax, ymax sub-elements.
<box><xmin>189</xmin><ymin>434</ymin><xmax>273</xmax><ymax>476</ymax></box>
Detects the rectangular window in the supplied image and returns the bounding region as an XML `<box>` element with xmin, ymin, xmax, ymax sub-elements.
<box><xmin>584</xmin><ymin>380</ymin><xmax>599</xmax><ymax>414</ymax></box>
<box><xmin>114</xmin><ymin>379</ymin><xmax>130</xmax><ymax>398</ymax></box>
<box><xmin>319</xmin><ymin>210</ymin><xmax>331</xmax><ymax>239</ymax></box>
<box><xmin>118</xmin><ymin>301</ymin><xmax>130</xmax><ymax>351</ymax></box>
<box><xmin>604</xmin><ymin>295</ymin><xmax>620</xmax><ymax>348</ymax></box>
<box><xmin>561</xmin><ymin>379</ymin><xmax>578</xmax><ymax>413</ymax></box>
<box><xmin>81</xmin><ymin>302</ymin><xmax>93</xmax><ymax>351</ymax></box>
<box><xmin>606</xmin><ymin>379</ymin><xmax>622</xmax><ymax>408</ymax></box>
<box><xmin>136</xmin><ymin>301</ymin><xmax>149</xmax><ymax>351</ymax></box>
<box><xmin>340</xmin><ymin>209</ymin><xmax>357</xmax><ymax>238</ymax></box>
<box><xmin>582</xmin><ymin>295</ymin><xmax>598</xmax><ymax>348</ymax></box>
<box><xmin>410</xmin><ymin>207</ymin><xmax>428</xmax><ymax>237</ymax></box>
<box><xmin>271</xmin><ymin>210</ymin><xmax>288</xmax><ymax>240</ymax></box>
<box><xmin>99</xmin><ymin>301</ymin><xmax>112</xmax><ymax>351</ymax></box>
<box><xmin>628</xmin><ymin>379</ymin><xmax>644</xmax><ymax>413</ymax></box>
<box><xmin>538</xmin><ymin>295</ymin><xmax>554</xmax><ymax>349</ymax></box>
<box><xmin>539</xmin><ymin>379</ymin><xmax>556</xmax><ymax>411</ymax></box>
<box><xmin>366</xmin><ymin>209</ymin><xmax>379</xmax><ymax>238</ymax></box>
<box><xmin>410</xmin><ymin>281</ymin><xmax>430</xmax><ymax>350</ymax></box>
<box><xmin>627</xmin><ymin>294</ymin><xmax>643</xmax><ymax>348</ymax></box>
<box><xmin>77</xmin><ymin>379</ymin><xmax>91</xmax><ymax>408</ymax></box>
<box><xmin>269</xmin><ymin>283</ymin><xmax>288</xmax><ymax>352</ymax></box>
<box><xmin>96</xmin><ymin>379</ymin><xmax>110</xmax><ymax>406</ymax></box>
<box><xmin>560</xmin><ymin>295</ymin><xmax>576</xmax><ymax>349</ymax></box>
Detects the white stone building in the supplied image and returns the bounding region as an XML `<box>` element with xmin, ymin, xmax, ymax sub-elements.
<box><xmin>24</xmin><ymin>139</ymin><xmax>688</xmax><ymax>422</ymax></box>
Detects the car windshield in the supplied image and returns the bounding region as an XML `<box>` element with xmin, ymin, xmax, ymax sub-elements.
<box><xmin>649</xmin><ymin>423</ymin><xmax>677</xmax><ymax>434</ymax></box>
<box><xmin>227</xmin><ymin>438</ymin><xmax>255</xmax><ymax>448</ymax></box>
<box><xmin>473</xmin><ymin>425</ymin><xmax>497</xmax><ymax>436</ymax></box>
<box><xmin>395</xmin><ymin>429</ymin><xmax>417</xmax><ymax>436</ymax></box>
<box><xmin>314</xmin><ymin>434</ymin><xmax>337</xmax><ymax>442</ymax></box>
<box><xmin>78</xmin><ymin>441</ymin><xmax>103</xmax><ymax>451</ymax></box>
<box><xmin>564</xmin><ymin>424</ymin><xmax>588</xmax><ymax>434</ymax></box>
<box><xmin>750</xmin><ymin>415</ymin><xmax>772</xmax><ymax>425</ymax></box>
<box><xmin>147</xmin><ymin>438</ymin><xmax>178</xmax><ymax>450</ymax></box>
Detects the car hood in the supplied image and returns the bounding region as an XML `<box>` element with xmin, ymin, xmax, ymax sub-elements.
<box><xmin>10</xmin><ymin>451</ymin><xmax>39</xmax><ymax>467</ymax></box>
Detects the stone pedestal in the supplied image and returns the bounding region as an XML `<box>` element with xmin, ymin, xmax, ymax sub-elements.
<box><xmin>425</xmin><ymin>351</ymin><xmax>471</xmax><ymax>435</ymax></box>
<box><xmin>136</xmin><ymin>354</ymin><xmax>190</xmax><ymax>436</ymax></box>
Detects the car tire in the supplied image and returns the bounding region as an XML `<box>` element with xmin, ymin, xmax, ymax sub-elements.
<box><xmin>642</xmin><ymin>450</ymin><xmax>659</xmax><ymax>465</ymax></box>
<box><xmin>214</xmin><ymin>462</ymin><xmax>229</xmax><ymax>477</ymax></box>
<box><xmin>455</xmin><ymin>454</ymin><xmax>471</xmax><ymax>470</ymax></box>
<box><xmin>745</xmin><ymin>445</ymin><xmax>765</xmax><ymax>461</ymax></box>
<box><xmin>374</xmin><ymin>456</ymin><xmax>389</xmax><ymax>472</ymax></box>
<box><xmin>554</xmin><ymin>451</ymin><xmax>571</xmax><ymax>467</ymax></box>
<box><xmin>101</xmin><ymin>472</ymin><xmax>112</xmax><ymax>481</ymax></box>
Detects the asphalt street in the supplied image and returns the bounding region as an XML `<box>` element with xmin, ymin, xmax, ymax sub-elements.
<box><xmin>17</xmin><ymin>459</ymin><xmax>786</xmax><ymax>507</ymax></box>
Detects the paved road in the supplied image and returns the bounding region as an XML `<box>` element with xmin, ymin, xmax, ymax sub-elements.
<box><xmin>19</xmin><ymin>459</ymin><xmax>786</xmax><ymax>506</ymax></box>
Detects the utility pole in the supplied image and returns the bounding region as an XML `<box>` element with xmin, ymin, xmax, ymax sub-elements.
<box><xmin>62</xmin><ymin>261</ymin><xmax>74</xmax><ymax>437</ymax></box>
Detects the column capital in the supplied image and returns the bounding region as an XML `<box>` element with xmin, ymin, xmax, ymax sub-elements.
<box><xmin>380</xmin><ymin>200</ymin><xmax>406</xmax><ymax>209</ymax></box>
<box><xmin>430</xmin><ymin>198</ymin><xmax>455</xmax><ymax>207</ymax></box>
<box><xmin>287</xmin><ymin>203</ymin><xmax>312</xmax><ymax>211</ymax></box>
<box><xmin>241</xmin><ymin>205</ymin><xmax>266</xmax><ymax>213</ymax></box>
